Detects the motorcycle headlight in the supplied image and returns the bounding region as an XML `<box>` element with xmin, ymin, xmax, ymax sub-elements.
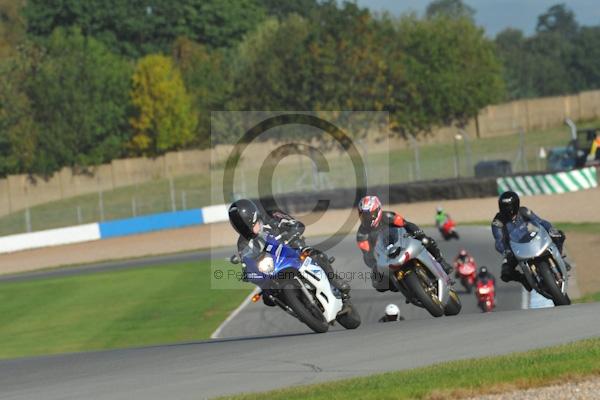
<box><xmin>478</xmin><ymin>287</ymin><xmax>490</xmax><ymax>294</ymax></box>
<box><xmin>257</xmin><ymin>255</ymin><xmax>275</xmax><ymax>274</ymax></box>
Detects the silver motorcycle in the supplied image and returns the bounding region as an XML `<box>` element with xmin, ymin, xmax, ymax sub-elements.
<box><xmin>508</xmin><ymin>221</ymin><xmax>571</xmax><ymax>306</ymax></box>
<box><xmin>374</xmin><ymin>227</ymin><xmax>462</xmax><ymax>317</ymax></box>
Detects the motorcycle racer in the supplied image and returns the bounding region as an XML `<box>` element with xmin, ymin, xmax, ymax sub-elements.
<box><xmin>378</xmin><ymin>303</ymin><xmax>405</xmax><ymax>322</ymax></box>
<box><xmin>228</xmin><ymin>199</ymin><xmax>351</xmax><ymax>307</ymax></box>
<box><xmin>491</xmin><ymin>191</ymin><xmax>569</xmax><ymax>290</ymax></box>
<box><xmin>356</xmin><ymin>195</ymin><xmax>453</xmax><ymax>292</ymax></box>
<box><xmin>435</xmin><ymin>206</ymin><xmax>448</xmax><ymax>228</ymax></box>
<box><xmin>476</xmin><ymin>266</ymin><xmax>496</xmax><ymax>285</ymax></box>
<box><xmin>454</xmin><ymin>249</ymin><xmax>474</xmax><ymax>266</ymax></box>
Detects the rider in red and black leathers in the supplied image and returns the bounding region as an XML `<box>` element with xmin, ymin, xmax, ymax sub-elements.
<box><xmin>356</xmin><ymin>196</ymin><xmax>453</xmax><ymax>292</ymax></box>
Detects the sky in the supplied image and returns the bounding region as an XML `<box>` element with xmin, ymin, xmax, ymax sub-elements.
<box><xmin>355</xmin><ymin>0</ymin><xmax>600</xmax><ymax>37</ymax></box>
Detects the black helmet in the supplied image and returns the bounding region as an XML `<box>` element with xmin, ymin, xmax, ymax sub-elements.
<box><xmin>479</xmin><ymin>266</ymin><xmax>488</xmax><ymax>275</ymax></box>
<box><xmin>228</xmin><ymin>199</ymin><xmax>262</xmax><ymax>240</ymax></box>
<box><xmin>498</xmin><ymin>191</ymin><xmax>520</xmax><ymax>219</ymax></box>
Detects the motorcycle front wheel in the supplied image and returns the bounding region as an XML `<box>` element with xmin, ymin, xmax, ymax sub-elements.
<box><xmin>282</xmin><ymin>281</ymin><xmax>329</xmax><ymax>333</ymax></box>
<box><xmin>538</xmin><ymin>261</ymin><xmax>571</xmax><ymax>306</ymax></box>
<box><xmin>404</xmin><ymin>267</ymin><xmax>445</xmax><ymax>317</ymax></box>
<box><xmin>336</xmin><ymin>301</ymin><xmax>361</xmax><ymax>330</ymax></box>
<box><xmin>444</xmin><ymin>290</ymin><xmax>462</xmax><ymax>316</ymax></box>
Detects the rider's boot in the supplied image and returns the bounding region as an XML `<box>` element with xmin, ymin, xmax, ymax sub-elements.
<box><xmin>331</xmin><ymin>276</ymin><xmax>351</xmax><ymax>314</ymax></box>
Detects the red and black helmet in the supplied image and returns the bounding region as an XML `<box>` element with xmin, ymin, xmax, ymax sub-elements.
<box><xmin>358</xmin><ymin>195</ymin><xmax>383</xmax><ymax>228</ymax></box>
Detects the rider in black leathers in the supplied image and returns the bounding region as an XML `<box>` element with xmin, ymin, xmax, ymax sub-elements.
<box><xmin>228</xmin><ymin>199</ymin><xmax>350</xmax><ymax>307</ymax></box>
<box><xmin>491</xmin><ymin>191</ymin><xmax>568</xmax><ymax>291</ymax></box>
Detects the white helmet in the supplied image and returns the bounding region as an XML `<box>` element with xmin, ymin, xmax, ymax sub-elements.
<box><xmin>385</xmin><ymin>303</ymin><xmax>400</xmax><ymax>318</ymax></box>
<box><xmin>436</xmin><ymin>205</ymin><xmax>443</xmax><ymax>213</ymax></box>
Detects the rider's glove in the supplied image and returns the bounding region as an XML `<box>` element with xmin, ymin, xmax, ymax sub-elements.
<box><xmin>549</xmin><ymin>227</ymin><xmax>561</xmax><ymax>238</ymax></box>
<box><xmin>412</xmin><ymin>229</ymin><xmax>426</xmax><ymax>239</ymax></box>
<box><xmin>503</xmin><ymin>250</ymin><xmax>514</xmax><ymax>262</ymax></box>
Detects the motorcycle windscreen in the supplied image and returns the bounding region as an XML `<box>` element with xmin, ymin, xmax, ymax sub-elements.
<box><xmin>374</xmin><ymin>227</ymin><xmax>410</xmax><ymax>268</ymax></box>
<box><xmin>508</xmin><ymin>221</ymin><xmax>551</xmax><ymax>259</ymax></box>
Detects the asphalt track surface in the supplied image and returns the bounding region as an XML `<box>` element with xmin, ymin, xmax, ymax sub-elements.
<box><xmin>1</xmin><ymin>227</ymin><xmax>597</xmax><ymax>400</ymax></box>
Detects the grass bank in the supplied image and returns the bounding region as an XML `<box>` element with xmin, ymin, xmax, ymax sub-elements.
<box><xmin>0</xmin><ymin>260</ymin><xmax>251</xmax><ymax>359</ymax></box>
<box><xmin>222</xmin><ymin>338</ymin><xmax>600</xmax><ymax>400</ymax></box>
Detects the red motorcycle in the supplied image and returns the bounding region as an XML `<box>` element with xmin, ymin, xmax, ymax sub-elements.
<box><xmin>455</xmin><ymin>258</ymin><xmax>477</xmax><ymax>293</ymax></box>
<box><xmin>476</xmin><ymin>280</ymin><xmax>495</xmax><ymax>313</ymax></box>
<box><xmin>440</xmin><ymin>218</ymin><xmax>459</xmax><ymax>240</ymax></box>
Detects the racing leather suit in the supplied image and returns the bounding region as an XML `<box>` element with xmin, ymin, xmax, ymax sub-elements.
<box><xmin>356</xmin><ymin>211</ymin><xmax>452</xmax><ymax>292</ymax></box>
<box><xmin>237</xmin><ymin>209</ymin><xmax>349</xmax><ymax>305</ymax></box>
<box><xmin>491</xmin><ymin>207</ymin><xmax>566</xmax><ymax>288</ymax></box>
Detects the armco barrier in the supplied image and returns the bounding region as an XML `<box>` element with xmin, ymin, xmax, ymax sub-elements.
<box><xmin>1</xmin><ymin>168</ymin><xmax>595</xmax><ymax>255</ymax></box>
<box><xmin>0</xmin><ymin>223</ymin><xmax>100</xmax><ymax>254</ymax></box>
<box><xmin>255</xmin><ymin>177</ymin><xmax>498</xmax><ymax>215</ymax></box>
<box><xmin>99</xmin><ymin>209</ymin><xmax>203</xmax><ymax>239</ymax></box>
<box><xmin>497</xmin><ymin>166</ymin><xmax>598</xmax><ymax>196</ymax></box>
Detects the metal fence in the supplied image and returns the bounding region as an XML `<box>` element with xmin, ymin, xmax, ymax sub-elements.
<box><xmin>0</xmin><ymin>124</ymin><xmax>581</xmax><ymax>237</ymax></box>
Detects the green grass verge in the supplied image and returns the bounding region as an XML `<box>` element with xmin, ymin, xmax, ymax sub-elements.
<box><xmin>2</xmin><ymin>120</ymin><xmax>597</xmax><ymax>236</ymax></box>
<box><xmin>555</xmin><ymin>222</ymin><xmax>600</xmax><ymax>234</ymax></box>
<box><xmin>0</xmin><ymin>260</ymin><xmax>252</xmax><ymax>359</ymax></box>
<box><xmin>222</xmin><ymin>338</ymin><xmax>600</xmax><ymax>400</ymax></box>
<box><xmin>575</xmin><ymin>291</ymin><xmax>600</xmax><ymax>304</ymax></box>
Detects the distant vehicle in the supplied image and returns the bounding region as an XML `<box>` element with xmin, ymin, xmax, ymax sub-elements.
<box><xmin>439</xmin><ymin>217</ymin><xmax>460</xmax><ymax>241</ymax></box>
<box><xmin>454</xmin><ymin>255</ymin><xmax>477</xmax><ymax>293</ymax></box>
<box><xmin>547</xmin><ymin>119</ymin><xmax>600</xmax><ymax>172</ymax></box>
<box><xmin>476</xmin><ymin>279</ymin><xmax>495</xmax><ymax>313</ymax></box>
<box><xmin>474</xmin><ymin>160</ymin><xmax>512</xmax><ymax>178</ymax></box>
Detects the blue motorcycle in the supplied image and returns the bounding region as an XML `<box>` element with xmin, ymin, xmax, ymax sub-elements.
<box><xmin>232</xmin><ymin>235</ymin><xmax>360</xmax><ymax>333</ymax></box>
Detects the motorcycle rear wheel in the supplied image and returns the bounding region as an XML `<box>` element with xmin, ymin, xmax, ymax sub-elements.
<box><xmin>538</xmin><ymin>260</ymin><xmax>570</xmax><ymax>306</ymax></box>
<box><xmin>404</xmin><ymin>267</ymin><xmax>445</xmax><ymax>317</ymax></box>
<box><xmin>282</xmin><ymin>281</ymin><xmax>329</xmax><ymax>333</ymax></box>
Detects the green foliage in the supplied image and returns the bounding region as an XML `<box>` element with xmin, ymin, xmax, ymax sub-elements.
<box><xmin>24</xmin><ymin>28</ymin><xmax>132</xmax><ymax>175</ymax></box>
<box><xmin>130</xmin><ymin>54</ymin><xmax>197</xmax><ymax>155</ymax></box>
<box><xmin>0</xmin><ymin>44</ymin><xmax>40</xmax><ymax>176</ymax></box>
<box><xmin>23</xmin><ymin>0</ymin><xmax>266</xmax><ymax>58</ymax></box>
<box><xmin>172</xmin><ymin>37</ymin><xmax>230</xmax><ymax>148</ymax></box>
<box><xmin>259</xmin><ymin>0</ymin><xmax>320</xmax><ymax>19</ymax></box>
<box><xmin>0</xmin><ymin>0</ymin><xmax>26</xmax><ymax>58</ymax></box>
<box><xmin>425</xmin><ymin>0</ymin><xmax>475</xmax><ymax>21</ymax></box>
<box><xmin>387</xmin><ymin>16</ymin><xmax>504</xmax><ymax>134</ymax></box>
<box><xmin>496</xmin><ymin>3</ymin><xmax>600</xmax><ymax>99</ymax></box>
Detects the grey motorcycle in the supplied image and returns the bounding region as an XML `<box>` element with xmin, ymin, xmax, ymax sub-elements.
<box><xmin>374</xmin><ymin>227</ymin><xmax>462</xmax><ymax>317</ymax></box>
<box><xmin>508</xmin><ymin>220</ymin><xmax>571</xmax><ymax>306</ymax></box>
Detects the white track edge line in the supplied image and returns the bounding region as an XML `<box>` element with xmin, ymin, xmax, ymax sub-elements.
<box><xmin>210</xmin><ymin>287</ymin><xmax>260</xmax><ymax>339</ymax></box>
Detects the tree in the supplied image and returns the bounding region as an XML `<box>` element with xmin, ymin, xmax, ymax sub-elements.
<box><xmin>259</xmin><ymin>0</ymin><xmax>320</xmax><ymax>19</ymax></box>
<box><xmin>0</xmin><ymin>44</ymin><xmax>40</xmax><ymax>176</ymax></box>
<box><xmin>570</xmin><ymin>27</ymin><xmax>600</xmax><ymax>92</ymax></box>
<box><xmin>536</xmin><ymin>3</ymin><xmax>578</xmax><ymax>37</ymax></box>
<box><xmin>391</xmin><ymin>16</ymin><xmax>504</xmax><ymax>133</ymax></box>
<box><xmin>130</xmin><ymin>54</ymin><xmax>197</xmax><ymax>155</ymax></box>
<box><xmin>0</xmin><ymin>0</ymin><xmax>26</xmax><ymax>58</ymax></box>
<box><xmin>3</xmin><ymin>29</ymin><xmax>132</xmax><ymax>176</ymax></box>
<box><xmin>172</xmin><ymin>37</ymin><xmax>231</xmax><ymax>147</ymax></box>
<box><xmin>23</xmin><ymin>0</ymin><xmax>266</xmax><ymax>58</ymax></box>
<box><xmin>425</xmin><ymin>0</ymin><xmax>475</xmax><ymax>21</ymax></box>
